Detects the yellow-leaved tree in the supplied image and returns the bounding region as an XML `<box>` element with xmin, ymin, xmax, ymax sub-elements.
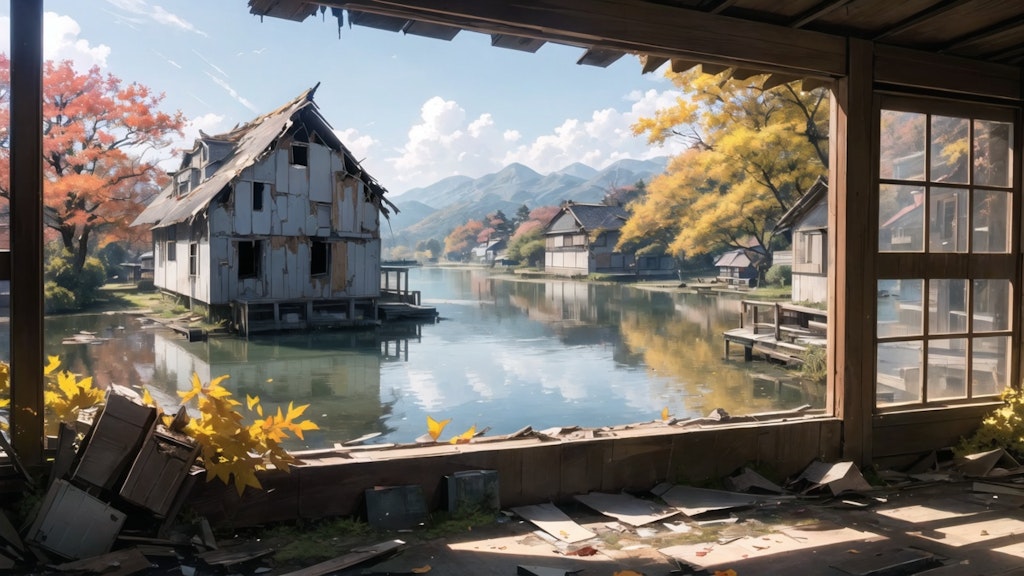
<box><xmin>619</xmin><ymin>68</ymin><xmax>829</xmax><ymax>279</ymax></box>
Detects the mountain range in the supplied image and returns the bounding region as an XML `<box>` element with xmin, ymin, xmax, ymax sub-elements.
<box><xmin>382</xmin><ymin>157</ymin><xmax>670</xmax><ymax>249</ymax></box>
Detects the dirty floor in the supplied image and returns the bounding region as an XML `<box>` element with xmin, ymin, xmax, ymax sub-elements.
<box><xmin>313</xmin><ymin>480</ymin><xmax>1024</xmax><ymax>576</ymax></box>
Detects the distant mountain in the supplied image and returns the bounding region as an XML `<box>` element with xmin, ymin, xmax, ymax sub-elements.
<box><xmin>383</xmin><ymin>157</ymin><xmax>669</xmax><ymax>250</ymax></box>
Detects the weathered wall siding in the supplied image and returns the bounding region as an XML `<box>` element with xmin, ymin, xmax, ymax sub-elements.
<box><xmin>309</xmin><ymin>145</ymin><xmax>332</xmax><ymax>203</ymax></box>
<box><xmin>793</xmin><ymin>275</ymin><xmax>828</xmax><ymax>303</ymax></box>
<box><xmin>209</xmin><ymin>236</ymin><xmax>229</xmax><ymax>304</ymax></box>
<box><xmin>234</xmin><ymin>182</ymin><xmax>253</xmax><ymax>235</ymax></box>
<box><xmin>331</xmin><ymin>241</ymin><xmax>349</xmax><ymax>293</ymax></box>
<box><xmin>334</xmin><ymin>174</ymin><xmax>358</xmax><ymax>234</ymax></box>
<box><xmin>872</xmin><ymin>404</ymin><xmax>996</xmax><ymax>460</ymax></box>
<box><xmin>274</xmin><ymin>150</ymin><xmax>289</xmax><ymax>193</ymax></box>
<box><xmin>286</xmin><ymin>190</ymin><xmax>306</xmax><ymax>236</ymax></box>
<box><xmin>288</xmin><ymin>165</ymin><xmax>309</xmax><ymax>200</ymax></box>
<box><xmin>190</xmin><ymin>419</ymin><xmax>843</xmax><ymax>527</ymax></box>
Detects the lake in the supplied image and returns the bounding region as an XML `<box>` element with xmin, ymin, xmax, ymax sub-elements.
<box><xmin>9</xmin><ymin>267</ymin><xmax>824</xmax><ymax>449</ymax></box>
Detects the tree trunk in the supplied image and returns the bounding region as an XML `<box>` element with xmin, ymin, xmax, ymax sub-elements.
<box><xmin>73</xmin><ymin>226</ymin><xmax>91</xmax><ymax>274</ymax></box>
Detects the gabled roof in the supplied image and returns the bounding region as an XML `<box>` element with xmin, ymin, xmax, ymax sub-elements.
<box><xmin>133</xmin><ymin>85</ymin><xmax>394</xmax><ymax>229</ymax></box>
<box><xmin>714</xmin><ymin>249</ymin><xmax>753</xmax><ymax>269</ymax></box>
<box><xmin>775</xmin><ymin>176</ymin><xmax>827</xmax><ymax>234</ymax></box>
<box><xmin>546</xmin><ymin>202</ymin><xmax>628</xmax><ymax>235</ymax></box>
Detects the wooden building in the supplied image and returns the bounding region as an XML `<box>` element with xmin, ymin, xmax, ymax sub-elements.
<box><xmin>131</xmin><ymin>86</ymin><xmax>396</xmax><ymax>333</ymax></box>
<box><xmin>775</xmin><ymin>176</ymin><xmax>829</xmax><ymax>303</ymax></box>
<box><xmin>6</xmin><ymin>0</ymin><xmax>1024</xmax><ymax>496</ymax></box>
<box><xmin>713</xmin><ymin>249</ymin><xmax>758</xmax><ymax>287</ymax></box>
<box><xmin>544</xmin><ymin>202</ymin><xmax>674</xmax><ymax>277</ymax></box>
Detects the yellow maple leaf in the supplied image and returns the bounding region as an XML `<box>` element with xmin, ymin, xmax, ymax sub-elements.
<box><xmin>449</xmin><ymin>425</ymin><xmax>476</xmax><ymax>444</ymax></box>
<box><xmin>44</xmin><ymin>355</ymin><xmax>61</xmax><ymax>375</ymax></box>
<box><xmin>661</xmin><ymin>406</ymin><xmax>670</xmax><ymax>421</ymax></box>
<box><xmin>179</xmin><ymin>373</ymin><xmax>204</xmax><ymax>404</ymax></box>
<box><xmin>427</xmin><ymin>415</ymin><xmax>450</xmax><ymax>441</ymax></box>
<box><xmin>246</xmin><ymin>394</ymin><xmax>260</xmax><ymax>410</ymax></box>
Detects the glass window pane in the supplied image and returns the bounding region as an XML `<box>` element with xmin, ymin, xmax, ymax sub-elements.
<box><xmin>879</xmin><ymin>184</ymin><xmax>924</xmax><ymax>252</ymax></box>
<box><xmin>878</xmin><ymin>279</ymin><xmax>923</xmax><ymax>338</ymax></box>
<box><xmin>972</xmin><ymin>190</ymin><xmax>1010</xmax><ymax>253</ymax></box>
<box><xmin>928</xmin><ymin>279</ymin><xmax>967</xmax><ymax>334</ymax></box>
<box><xmin>928</xmin><ymin>339</ymin><xmax>967</xmax><ymax>401</ymax></box>
<box><xmin>973</xmin><ymin>279</ymin><xmax>1011</xmax><ymax>332</ymax></box>
<box><xmin>974</xmin><ymin>119</ymin><xmax>1013</xmax><ymax>188</ymax></box>
<box><xmin>928</xmin><ymin>187</ymin><xmax>967</xmax><ymax>252</ymax></box>
<box><xmin>973</xmin><ymin>336</ymin><xmax>1011</xmax><ymax>397</ymax></box>
<box><xmin>877</xmin><ymin>341</ymin><xmax>922</xmax><ymax>406</ymax></box>
<box><xmin>880</xmin><ymin>110</ymin><xmax>926</xmax><ymax>180</ymax></box>
<box><xmin>930</xmin><ymin>116</ymin><xmax>969</xmax><ymax>183</ymax></box>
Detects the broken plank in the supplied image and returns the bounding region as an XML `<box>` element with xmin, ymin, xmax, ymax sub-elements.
<box><xmin>510</xmin><ymin>503</ymin><xmax>595</xmax><ymax>543</ymax></box>
<box><xmin>653</xmin><ymin>483</ymin><xmax>761</xmax><ymax>516</ymax></box>
<box><xmin>197</xmin><ymin>542</ymin><xmax>274</xmax><ymax>567</ymax></box>
<box><xmin>279</xmin><ymin>540</ymin><xmax>404</xmax><ymax>576</ymax></box>
<box><xmin>53</xmin><ymin>547</ymin><xmax>152</xmax><ymax>575</ymax></box>
<box><xmin>573</xmin><ymin>492</ymin><xmax>678</xmax><ymax>527</ymax></box>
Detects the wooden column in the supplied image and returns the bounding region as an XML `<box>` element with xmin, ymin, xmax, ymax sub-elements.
<box><xmin>9</xmin><ymin>0</ymin><xmax>45</xmax><ymax>467</ymax></box>
<box><xmin>829</xmin><ymin>38</ymin><xmax>875</xmax><ymax>465</ymax></box>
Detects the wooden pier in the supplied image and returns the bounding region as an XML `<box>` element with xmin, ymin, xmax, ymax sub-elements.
<box><xmin>724</xmin><ymin>300</ymin><xmax>827</xmax><ymax>365</ymax></box>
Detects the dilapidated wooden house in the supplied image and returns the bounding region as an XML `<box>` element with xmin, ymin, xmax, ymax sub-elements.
<box><xmin>775</xmin><ymin>176</ymin><xmax>829</xmax><ymax>303</ymax></box>
<box><xmin>132</xmin><ymin>85</ymin><xmax>396</xmax><ymax>334</ymax></box>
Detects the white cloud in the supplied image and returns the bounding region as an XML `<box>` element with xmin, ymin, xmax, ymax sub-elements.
<box><xmin>0</xmin><ymin>13</ymin><xmax>114</xmax><ymax>69</ymax></box>
<box><xmin>157</xmin><ymin>112</ymin><xmax>227</xmax><ymax>171</ymax></box>
<box><xmin>502</xmin><ymin>87</ymin><xmax>688</xmax><ymax>173</ymax></box>
<box><xmin>334</xmin><ymin>128</ymin><xmax>379</xmax><ymax>164</ymax></box>
<box><xmin>205</xmin><ymin>72</ymin><xmax>259</xmax><ymax>113</ymax></box>
<box><xmin>382</xmin><ymin>88</ymin><xmax>688</xmax><ymax>193</ymax></box>
<box><xmin>104</xmin><ymin>0</ymin><xmax>206</xmax><ymax>36</ymax></box>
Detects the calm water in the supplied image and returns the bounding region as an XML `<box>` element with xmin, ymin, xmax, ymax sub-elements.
<box><xmin>7</xmin><ymin>268</ymin><xmax>824</xmax><ymax>448</ymax></box>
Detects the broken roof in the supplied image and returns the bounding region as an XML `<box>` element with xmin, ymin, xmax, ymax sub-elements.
<box><xmin>714</xmin><ymin>249</ymin><xmax>753</xmax><ymax>269</ymax></box>
<box><xmin>774</xmin><ymin>175</ymin><xmax>828</xmax><ymax>234</ymax></box>
<box><xmin>133</xmin><ymin>84</ymin><xmax>394</xmax><ymax>229</ymax></box>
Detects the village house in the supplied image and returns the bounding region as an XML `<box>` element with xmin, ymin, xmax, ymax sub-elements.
<box><xmin>543</xmin><ymin>201</ymin><xmax>674</xmax><ymax>277</ymax></box>
<box><xmin>712</xmin><ymin>248</ymin><xmax>758</xmax><ymax>287</ymax></box>
<box><xmin>132</xmin><ymin>85</ymin><xmax>396</xmax><ymax>334</ymax></box>
<box><xmin>774</xmin><ymin>176</ymin><xmax>828</xmax><ymax>303</ymax></box>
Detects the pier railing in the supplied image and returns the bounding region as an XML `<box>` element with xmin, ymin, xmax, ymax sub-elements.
<box><xmin>739</xmin><ymin>300</ymin><xmax>827</xmax><ymax>340</ymax></box>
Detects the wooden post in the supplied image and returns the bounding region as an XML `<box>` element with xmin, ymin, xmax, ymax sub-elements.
<box><xmin>10</xmin><ymin>0</ymin><xmax>45</xmax><ymax>468</ymax></box>
<box><xmin>830</xmin><ymin>38</ymin><xmax>876</xmax><ymax>465</ymax></box>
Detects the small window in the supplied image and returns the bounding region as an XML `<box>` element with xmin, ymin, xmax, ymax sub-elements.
<box><xmin>166</xmin><ymin>241</ymin><xmax>176</xmax><ymax>261</ymax></box>
<box><xmin>253</xmin><ymin>182</ymin><xmax>265</xmax><ymax>211</ymax></box>
<box><xmin>291</xmin><ymin>145</ymin><xmax>308</xmax><ymax>167</ymax></box>
<box><xmin>238</xmin><ymin>240</ymin><xmax>261</xmax><ymax>279</ymax></box>
<box><xmin>176</xmin><ymin>179</ymin><xmax>188</xmax><ymax>196</ymax></box>
<box><xmin>188</xmin><ymin>243</ymin><xmax>198</xmax><ymax>276</ymax></box>
<box><xmin>311</xmin><ymin>240</ymin><xmax>330</xmax><ymax>276</ymax></box>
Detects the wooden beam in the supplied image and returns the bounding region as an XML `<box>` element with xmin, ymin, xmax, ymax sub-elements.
<box><xmin>830</xmin><ymin>38</ymin><xmax>874</xmax><ymax>466</ymax></box>
<box><xmin>940</xmin><ymin>15</ymin><xmax>1024</xmax><ymax>53</ymax></box>
<box><xmin>669</xmin><ymin>59</ymin><xmax>698</xmax><ymax>73</ymax></box>
<box><xmin>331</xmin><ymin>0</ymin><xmax>848</xmax><ymax>76</ymax></box>
<box><xmin>789</xmin><ymin>0</ymin><xmax>853</xmax><ymax>29</ymax></box>
<box><xmin>9</xmin><ymin>0</ymin><xmax>45</xmax><ymax>468</ymax></box>
<box><xmin>875</xmin><ymin>44</ymin><xmax>1021</xmax><ymax>101</ymax></box>
<box><xmin>708</xmin><ymin>0</ymin><xmax>738</xmax><ymax>15</ymax></box>
<box><xmin>639</xmin><ymin>54</ymin><xmax>669</xmax><ymax>74</ymax></box>
<box><xmin>874</xmin><ymin>0</ymin><xmax>973</xmax><ymax>41</ymax></box>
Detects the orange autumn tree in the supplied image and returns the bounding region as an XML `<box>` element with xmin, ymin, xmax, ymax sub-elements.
<box><xmin>0</xmin><ymin>55</ymin><xmax>184</xmax><ymax>280</ymax></box>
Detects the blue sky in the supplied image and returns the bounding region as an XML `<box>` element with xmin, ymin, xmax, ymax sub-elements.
<box><xmin>1</xmin><ymin>1</ymin><xmax>686</xmax><ymax>195</ymax></box>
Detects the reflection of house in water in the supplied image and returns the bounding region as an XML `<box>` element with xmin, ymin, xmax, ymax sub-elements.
<box><xmin>149</xmin><ymin>328</ymin><xmax>419</xmax><ymax>446</ymax></box>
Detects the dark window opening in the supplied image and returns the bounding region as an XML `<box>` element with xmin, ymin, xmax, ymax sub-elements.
<box><xmin>188</xmin><ymin>243</ymin><xmax>198</xmax><ymax>276</ymax></box>
<box><xmin>166</xmin><ymin>241</ymin><xmax>176</xmax><ymax>261</ymax></box>
<box><xmin>291</xmin><ymin>145</ymin><xmax>308</xmax><ymax>167</ymax></box>
<box><xmin>253</xmin><ymin>182</ymin><xmax>265</xmax><ymax>211</ymax></box>
<box><xmin>238</xmin><ymin>240</ymin><xmax>261</xmax><ymax>279</ymax></box>
<box><xmin>311</xmin><ymin>240</ymin><xmax>330</xmax><ymax>276</ymax></box>
<box><xmin>218</xmin><ymin>184</ymin><xmax>233</xmax><ymax>205</ymax></box>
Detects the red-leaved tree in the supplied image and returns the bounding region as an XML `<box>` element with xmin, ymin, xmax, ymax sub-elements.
<box><xmin>0</xmin><ymin>56</ymin><xmax>184</xmax><ymax>273</ymax></box>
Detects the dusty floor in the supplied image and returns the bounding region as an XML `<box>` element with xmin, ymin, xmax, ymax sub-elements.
<box><xmin>183</xmin><ymin>478</ymin><xmax>1024</xmax><ymax>576</ymax></box>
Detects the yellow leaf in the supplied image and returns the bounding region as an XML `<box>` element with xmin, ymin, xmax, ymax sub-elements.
<box><xmin>713</xmin><ymin>571</ymin><xmax>738</xmax><ymax>576</ymax></box>
<box><xmin>661</xmin><ymin>406</ymin><xmax>670</xmax><ymax>421</ymax></box>
<box><xmin>246</xmin><ymin>394</ymin><xmax>260</xmax><ymax>411</ymax></box>
<box><xmin>179</xmin><ymin>373</ymin><xmax>204</xmax><ymax>404</ymax></box>
<box><xmin>44</xmin><ymin>355</ymin><xmax>61</xmax><ymax>375</ymax></box>
<box><xmin>411</xmin><ymin>566</ymin><xmax>431</xmax><ymax>574</ymax></box>
<box><xmin>142</xmin><ymin>387</ymin><xmax>156</xmax><ymax>408</ymax></box>
<box><xmin>449</xmin><ymin>425</ymin><xmax>476</xmax><ymax>444</ymax></box>
<box><xmin>427</xmin><ymin>416</ymin><xmax>450</xmax><ymax>441</ymax></box>
<box><xmin>615</xmin><ymin>571</ymin><xmax>645</xmax><ymax>576</ymax></box>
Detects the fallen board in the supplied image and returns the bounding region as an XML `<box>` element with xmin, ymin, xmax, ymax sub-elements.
<box><xmin>279</xmin><ymin>540</ymin><xmax>404</xmax><ymax>576</ymax></box>
<box><xmin>510</xmin><ymin>503</ymin><xmax>596</xmax><ymax>543</ymax></box>
<box><xmin>573</xmin><ymin>492</ymin><xmax>679</xmax><ymax>526</ymax></box>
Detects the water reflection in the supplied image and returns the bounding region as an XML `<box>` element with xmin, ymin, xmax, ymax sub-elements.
<box><xmin>4</xmin><ymin>268</ymin><xmax>824</xmax><ymax>448</ymax></box>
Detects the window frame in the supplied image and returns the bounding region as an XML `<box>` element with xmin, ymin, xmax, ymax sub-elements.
<box><xmin>238</xmin><ymin>240</ymin><xmax>262</xmax><ymax>280</ymax></box>
<box><xmin>188</xmin><ymin>242</ymin><xmax>198</xmax><ymax>277</ymax></box>
<box><xmin>873</xmin><ymin>94</ymin><xmax>1019</xmax><ymax>411</ymax></box>
<box><xmin>310</xmin><ymin>240</ymin><xmax>330</xmax><ymax>277</ymax></box>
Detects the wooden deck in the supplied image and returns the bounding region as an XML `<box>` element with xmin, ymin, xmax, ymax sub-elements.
<box><xmin>724</xmin><ymin>300</ymin><xmax>827</xmax><ymax>365</ymax></box>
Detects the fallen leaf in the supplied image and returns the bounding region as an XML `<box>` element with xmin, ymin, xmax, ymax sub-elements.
<box><xmin>714</xmin><ymin>570</ymin><xmax>738</xmax><ymax>576</ymax></box>
<box><xmin>567</xmin><ymin>545</ymin><xmax>598</xmax><ymax>556</ymax></box>
<box><xmin>614</xmin><ymin>571</ymin><xmax>644</xmax><ymax>576</ymax></box>
<box><xmin>411</xmin><ymin>566</ymin><xmax>431</xmax><ymax>574</ymax></box>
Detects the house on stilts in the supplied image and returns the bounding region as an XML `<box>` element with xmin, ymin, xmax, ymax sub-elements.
<box><xmin>132</xmin><ymin>84</ymin><xmax>409</xmax><ymax>335</ymax></box>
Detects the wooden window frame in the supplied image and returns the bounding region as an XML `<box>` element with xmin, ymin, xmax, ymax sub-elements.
<box><xmin>873</xmin><ymin>94</ymin><xmax>1020</xmax><ymax>412</ymax></box>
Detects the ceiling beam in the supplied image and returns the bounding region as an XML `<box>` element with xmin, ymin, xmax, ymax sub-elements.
<box><xmin>708</xmin><ymin>0</ymin><xmax>739</xmax><ymax>15</ymax></box>
<box><xmin>939</xmin><ymin>14</ymin><xmax>1024</xmax><ymax>53</ymax></box>
<box><xmin>874</xmin><ymin>0</ymin><xmax>973</xmax><ymax>41</ymax></box>
<box><xmin>789</xmin><ymin>0</ymin><xmax>853</xmax><ymax>29</ymax></box>
<box><xmin>326</xmin><ymin>0</ymin><xmax>847</xmax><ymax>76</ymax></box>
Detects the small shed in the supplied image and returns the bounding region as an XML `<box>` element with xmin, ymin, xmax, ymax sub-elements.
<box><xmin>714</xmin><ymin>249</ymin><xmax>757</xmax><ymax>287</ymax></box>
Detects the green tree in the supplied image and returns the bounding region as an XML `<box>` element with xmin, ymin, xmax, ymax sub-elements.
<box><xmin>515</xmin><ymin>204</ymin><xmax>531</xmax><ymax>226</ymax></box>
<box><xmin>619</xmin><ymin>69</ymin><xmax>828</xmax><ymax>281</ymax></box>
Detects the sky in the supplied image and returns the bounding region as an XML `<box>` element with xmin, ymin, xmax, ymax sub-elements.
<box><xmin>0</xmin><ymin>1</ymin><xmax>687</xmax><ymax>196</ymax></box>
